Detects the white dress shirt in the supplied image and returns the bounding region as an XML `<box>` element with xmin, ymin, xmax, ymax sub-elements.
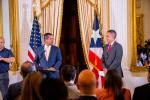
<box><xmin>44</xmin><ymin>45</ymin><xmax>51</xmax><ymax>61</ymax></box>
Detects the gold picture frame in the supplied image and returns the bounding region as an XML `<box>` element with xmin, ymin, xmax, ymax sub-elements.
<box><xmin>136</xmin><ymin>15</ymin><xmax>144</xmax><ymax>46</ymax></box>
<box><xmin>130</xmin><ymin>0</ymin><xmax>148</xmax><ymax>72</ymax></box>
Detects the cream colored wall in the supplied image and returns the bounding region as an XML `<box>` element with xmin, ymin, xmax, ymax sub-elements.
<box><xmin>143</xmin><ymin>0</ymin><xmax>150</xmax><ymax>41</ymax></box>
<box><xmin>137</xmin><ymin>0</ymin><xmax>150</xmax><ymax>41</ymax></box>
<box><xmin>136</xmin><ymin>0</ymin><xmax>144</xmax><ymax>15</ymax></box>
<box><xmin>2</xmin><ymin>0</ymin><xmax>11</xmax><ymax>49</ymax></box>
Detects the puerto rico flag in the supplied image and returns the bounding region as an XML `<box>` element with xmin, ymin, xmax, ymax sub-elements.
<box><xmin>88</xmin><ymin>15</ymin><xmax>104</xmax><ymax>88</ymax></box>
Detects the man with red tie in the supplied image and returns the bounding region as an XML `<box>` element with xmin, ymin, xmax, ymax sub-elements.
<box><xmin>102</xmin><ymin>30</ymin><xmax>123</xmax><ymax>77</ymax></box>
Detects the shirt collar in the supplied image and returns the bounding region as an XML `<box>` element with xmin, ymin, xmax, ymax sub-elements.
<box><xmin>80</xmin><ymin>94</ymin><xmax>96</xmax><ymax>97</ymax></box>
<box><xmin>0</xmin><ymin>47</ymin><xmax>5</xmax><ymax>52</ymax></box>
<box><xmin>65</xmin><ymin>80</ymin><xmax>75</xmax><ymax>86</ymax></box>
<box><xmin>109</xmin><ymin>40</ymin><xmax>115</xmax><ymax>46</ymax></box>
<box><xmin>65</xmin><ymin>80</ymin><xmax>74</xmax><ymax>84</ymax></box>
<box><xmin>44</xmin><ymin>44</ymin><xmax>51</xmax><ymax>49</ymax></box>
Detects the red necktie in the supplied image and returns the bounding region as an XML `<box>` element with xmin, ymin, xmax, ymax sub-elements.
<box><xmin>107</xmin><ymin>45</ymin><xmax>111</xmax><ymax>53</ymax></box>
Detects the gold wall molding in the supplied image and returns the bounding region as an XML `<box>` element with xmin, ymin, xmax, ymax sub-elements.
<box><xmin>127</xmin><ymin>0</ymin><xmax>137</xmax><ymax>68</ymax></box>
<box><xmin>132</xmin><ymin>0</ymin><xmax>137</xmax><ymax>66</ymax></box>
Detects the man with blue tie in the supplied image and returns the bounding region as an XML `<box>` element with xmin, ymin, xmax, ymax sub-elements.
<box><xmin>34</xmin><ymin>33</ymin><xmax>62</xmax><ymax>79</ymax></box>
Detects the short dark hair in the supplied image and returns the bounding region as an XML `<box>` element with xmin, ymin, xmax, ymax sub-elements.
<box><xmin>107</xmin><ymin>29</ymin><xmax>117</xmax><ymax>39</ymax></box>
<box><xmin>20</xmin><ymin>61</ymin><xmax>33</xmax><ymax>78</ymax></box>
<box><xmin>40</xmin><ymin>78</ymin><xmax>68</xmax><ymax>100</ymax></box>
<box><xmin>61</xmin><ymin>65</ymin><xmax>77</xmax><ymax>81</ymax></box>
<box><xmin>44</xmin><ymin>33</ymin><xmax>53</xmax><ymax>41</ymax></box>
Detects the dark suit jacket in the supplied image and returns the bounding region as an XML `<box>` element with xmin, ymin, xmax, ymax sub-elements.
<box><xmin>78</xmin><ymin>96</ymin><xmax>97</xmax><ymax>100</ymax></box>
<box><xmin>4</xmin><ymin>81</ymin><xmax>22</xmax><ymax>100</ymax></box>
<box><xmin>102</xmin><ymin>41</ymin><xmax>123</xmax><ymax>77</ymax></box>
<box><xmin>133</xmin><ymin>83</ymin><xmax>150</xmax><ymax>100</ymax></box>
<box><xmin>34</xmin><ymin>45</ymin><xmax>62</xmax><ymax>79</ymax></box>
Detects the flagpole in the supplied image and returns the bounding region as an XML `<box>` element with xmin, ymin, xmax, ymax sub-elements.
<box><xmin>33</xmin><ymin>3</ymin><xmax>37</xmax><ymax>53</ymax></box>
<box><xmin>33</xmin><ymin>18</ymin><xmax>37</xmax><ymax>53</ymax></box>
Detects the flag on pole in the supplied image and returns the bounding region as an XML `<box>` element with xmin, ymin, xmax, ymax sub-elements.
<box><xmin>28</xmin><ymin>16</ymin><xmax>42</xmax><ymax>62</ymax></box>
<box><xmin>88</xmin><ymin>15</ymin><xmax>104</xmax><ymax>87</ymax></box>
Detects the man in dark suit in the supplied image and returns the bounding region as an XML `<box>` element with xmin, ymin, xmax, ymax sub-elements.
<box><xmin>133</xmin><ymin>67</ymin><xmax>150</xmax><ymax>100</ymax></box>
<box><xmin>102</xmin><ymin>30</ymin><xmax>123</xmax><ymax>77</ymax></box>
<box><xmin>78</xmin><ymin>70</ymin><xmax>97</xmax><ymax>100</ymax></box>
<box><xmin>34</xmin><ymin>33</ymin><xmax>62</xmax><ymax>79</ymax></box>
<box><xmin>4</xmin><ymin>61</ymin><xmax>33</xmax><ymax>100</ymax></box>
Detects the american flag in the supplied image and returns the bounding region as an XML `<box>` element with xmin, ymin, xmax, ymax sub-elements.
<box><xmin>28</xmin><ymin>16</ymin><xmax>42</xmax><ymax>62</ymax></box>
<box><xmin>88</xmin><ymin>15</ymin><xmax>104</xmax><ymax>88</ymax></box>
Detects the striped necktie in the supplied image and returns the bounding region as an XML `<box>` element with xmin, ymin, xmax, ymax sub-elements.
<box><xmin>107</xmin><ymin>45</ymin><xmax>111</xmax><ymax>53</ymax></box>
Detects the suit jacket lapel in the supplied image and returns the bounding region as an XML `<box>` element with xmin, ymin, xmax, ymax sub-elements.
<box><xmin>41</xmin><ymin>45</ymin><xmax>46</xmax><ymax>60</ymax></box>
<box><xmin>109</xmin><ymin>42</ymin><xmax>117</xmax><ymax>53</ymax></box>
<box><xmin>48</xmin><ymin>45</ymin><xmax>54</xmax><ymax>62</ymax></box>
<box><xmin>104</xmin><ymin>45</ymin><xmax>109</xmax><ymax>61</ymax></box>
<box><xmin>106</xmin><ymin>42</ymin><xmax>117</xmax><ymax>59</ymax></box>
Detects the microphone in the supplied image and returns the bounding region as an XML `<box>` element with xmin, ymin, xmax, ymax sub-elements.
<box><xmin>37</xmin><ymin>50</ymin><xmax>45</xmax><ymax>63</ymax></box>
<box><xmin>41</xmin><ymin>50</ymin><xmax>45</xmax><ymax>56</ymax></box>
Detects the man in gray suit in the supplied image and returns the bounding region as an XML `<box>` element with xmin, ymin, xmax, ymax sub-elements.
<box><xmin>102</xmin><ymin>30</ymin><xmax>123</xmax><ymax>77</ymax></box>
<box><xmin>34</xmin><ymin>33</ymin><xmax>62</xmax><ymax>79</ymax></box>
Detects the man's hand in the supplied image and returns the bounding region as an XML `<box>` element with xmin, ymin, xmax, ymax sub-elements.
<box><xmin>0</xmin><ymin>57</ymin><xmax>15</xmax><ymax>63</ymax></box>
<box><xmin>0</xmin><ymin>57</ymin><xmax>4</xmax><ymax>61</ymax></box>
<box><xmin>46</xmin><ymin>67</ymin><xmax>56</xmax><ymax>71</ymax></box>
<box><xmin>103</xmin><ymin>68</ymin><xmax>108</xmax><ymax>74</ymax></box>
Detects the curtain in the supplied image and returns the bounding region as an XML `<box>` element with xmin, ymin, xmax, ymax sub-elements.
<box><xmin>0</xmin><ymin>0</ymin><xmax>3</xmax><ymax>36</ymax></box>
<box><xmin>35</xmin><ymin>0</ymin><xmax>64</xmax><ymax>46</ymax></box>
<box><xmin>78</xmin><ymin>0</ymin><xmax>107</xmax><ymax>67</ymax></box>
<box><xmin>78</xmin><ymin>0</ymin><xmax>95</xmax><ymax>67</ymax></box>
<box><xmin>18</xmin><ymin>0</ymin><xmax>33</xmax><ymax>65</ymax></box>
<box><xmin>109</xmin><ymin>0</ymin><xmax>128</xmax><ymax>68</ymax></box>
<box><xmin>100</xmin><ymin>0</ymin><xmax>110</xmax><ymax>43</ymax></box>
<box><xmin>9</xmin><ymin>0</ymin><xmax>20</xmax><ymax>71</ymax></box>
